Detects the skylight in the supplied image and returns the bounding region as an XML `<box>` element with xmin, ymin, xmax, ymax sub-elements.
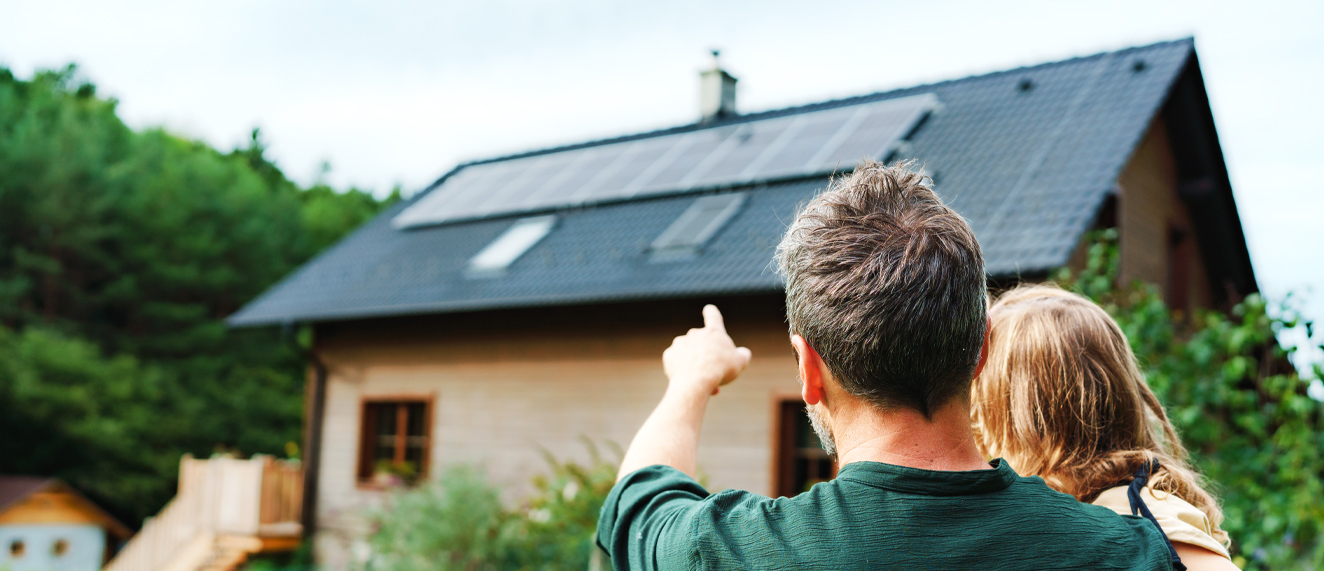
<box><xmin>650</xmin><ymin>193</ymin><xmax>746</xmax><ymax>260</ymax></box>
<box><xmin>467</xmin><ymin>215</ymin><xmax>556</xmax><ymax>275</ymax></box>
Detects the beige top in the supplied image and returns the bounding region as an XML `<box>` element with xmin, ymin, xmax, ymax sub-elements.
<box><xmin>1093</xmin><ymin>485</ymin><xmax>1231</xmax><ymax>560</ymax></box>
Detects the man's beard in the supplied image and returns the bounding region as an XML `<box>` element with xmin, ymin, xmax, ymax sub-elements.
<box><xmin>805</xmin><ymin>402</ymin><xmax>837</xmax><ymax>459</ymax></box>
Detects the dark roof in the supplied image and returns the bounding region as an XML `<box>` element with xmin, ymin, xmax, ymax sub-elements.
<box><xmin>0</xmin><ymin>476</ymin><xmax>52</xmax><ymax>512</ymax></box>
<box><xmin>230</xmin><ymin>39</ymin><xmax>1208</xmax><ymax>327</ymax></box>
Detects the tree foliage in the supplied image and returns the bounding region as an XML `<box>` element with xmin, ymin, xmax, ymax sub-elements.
<box><xmin>0</xmin><ymin>327</ymin><xmax>176</xmax><ymax>510</ymax></box>
<box><xmin>0</xmin><ymin>64</ymin><xmax>396</xmax><ymax>524</ymax></box>
<box><xmin>1058</xmin><ymin>229</ymin><xmax>1324</xmax><ymax>570</ymax></box>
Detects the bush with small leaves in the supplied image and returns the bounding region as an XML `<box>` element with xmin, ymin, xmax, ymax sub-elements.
<box><xmin>361</xmin><ymin>442</ymin><xmax>620</xmax><ymax>571</ymax></box>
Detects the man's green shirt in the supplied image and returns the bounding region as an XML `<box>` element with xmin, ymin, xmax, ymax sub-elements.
<box><xmin>597</xmin><ymin>460</ymin><xmax>1172</xmax><ymax>570</ymax></box>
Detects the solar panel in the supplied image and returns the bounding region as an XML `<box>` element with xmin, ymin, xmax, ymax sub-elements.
<box><xmin>393</xmin><ymin>93</ymin><xmax>937</xmax><ymax>229</ymax></box>
<box><xmin>813</xmin><ymin>102</ymin><xmax>926</xmax><ymax>170</ymax></box>
<box><xmin>392</xmin><ymin>162</ymin><xmax>513</xmax><ymax>228</ymax></box>
<box><xmin>760</xmin><ymin>107</ymin><xmax>857</xmax><ymax>178</ymax></box>
<box><xmin>691</xmin><ymin>120</ymin><xmax>789</xmax><ymax>184</ymax></box>
<box><xmin>634</xmin><ymin>130</ymin><xmax>727</xmax><ymax>191</ymax></box>
<box><xmin>468</xmin><ymin>152</ymin><xmax>577</xmax><ymax>217</ymax></box>
<box><xmin>737</xmin><ymin>114</ymin><xmax>811</xmax><ymax>178</ymax></box>
<box><xmin>575</xmin><ymin>138</ymin><xmax>675</xmax><ymax>203</ymax></box>
<box><xmin>518</xmin><ymin>147</ymin><xmax>618</xmax><ymax>210</ymax></box>
<box><xmin>445</xmin><ymin>159</ymin><xmax>537</xmax><ymax>221</ymax></box>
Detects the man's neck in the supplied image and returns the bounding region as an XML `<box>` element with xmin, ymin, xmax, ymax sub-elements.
<box><xmin>831</xmin><ymin>398</ymin><xmax>991</xmax><ymax>472</ymax></box>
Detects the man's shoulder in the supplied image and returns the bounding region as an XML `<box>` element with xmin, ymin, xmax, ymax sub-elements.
<box><xmin>1002</xmin><ymin>476</ymin><xmax>1174</xmax><ymax>563</ymax></box>
<box><xmin>1004</xmin><ymin>474</ymin><xmax>1114</xmax><ymax>512</ymax></box>
<box><xmin>1002</xmin><ymin>474</ymin><xmax>1155</xmax><ymax>527</ymax></box>
<box><xmin>694</xmin><ymin>471</ymin><xmax>1126</xmax><ymax>521</ymax></box>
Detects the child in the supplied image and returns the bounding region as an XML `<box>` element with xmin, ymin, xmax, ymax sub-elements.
<box><xmin>971</xmin><ymin>285</ymin><xmax>1236</xmax><ymax>570</ymax></box>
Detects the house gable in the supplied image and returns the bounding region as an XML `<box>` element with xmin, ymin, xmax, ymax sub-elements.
<box><xmin>1057</xmin><ymin>54</ymin><xmax>1257</xmax><ymax>311</ymax></box>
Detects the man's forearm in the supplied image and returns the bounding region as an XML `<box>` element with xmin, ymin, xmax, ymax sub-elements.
<box><xmin>616</xmin><ymin>305</ymin><xmax>750</xmax><ymax>481</ymax></box>
<box><xmin>616</xmin><ymin>383</ymin><xmax>712</xmax><ymax>481</ymax></box>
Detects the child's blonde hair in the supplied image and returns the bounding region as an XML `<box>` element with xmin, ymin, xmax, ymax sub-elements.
<box><xmin>971</xmin><ymin>284</ymin><xmax>1224</xmax><ymax>536</ymax></box>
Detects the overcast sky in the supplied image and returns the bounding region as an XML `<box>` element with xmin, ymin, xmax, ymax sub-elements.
<box><xmin>2</xmin><ymin>0</ymin><xmax>1321</xmax><ymax>347</ymax></box>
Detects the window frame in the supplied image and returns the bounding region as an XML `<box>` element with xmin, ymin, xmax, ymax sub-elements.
<box><xmin>466</xmin><ymin>215</ymin><xmax>557</xmax><ymax>276</ymax></box>
<box><xmin>772</xmin><ymin>397</ymin><xmax>838</xmax><ymax>498</ymax></box>
<box><xmin>356</xmin><ymin>394</ymin><xmax>435</xmax><ymax>489</ymax></box>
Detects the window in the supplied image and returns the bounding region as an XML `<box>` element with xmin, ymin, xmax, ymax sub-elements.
<box><xmin>650</xmin><ymin>193</ymin><xmax>746</xmax><ymax>260</ymax></box>
<box><xmin>358</xmin><ymin>398</ymin><xmax>432</xmax><ymax>486</ymax></box>
<box><xmin>775</xmin><ymin>400</ymin><xmax>837</xmax><ymax>497</ymax></box>
<box><xmin>9</xmin><ymin>539</ymin><xmax>23</xmax><ymax>558</ymax></box>
<box><xmin>51</xmin><ymin>539</ymin><xmax>69</xmax><ymax>557</ymax></box>
<box><xmin>467</xmin><ymin>215</ymin><xmax>557</xmax><ymax>275</ymax></box>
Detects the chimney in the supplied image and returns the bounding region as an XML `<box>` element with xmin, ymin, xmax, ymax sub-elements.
<box><xmin>699</xmin><ymin>49</ymin><xmax>737</xmax><ymax>122</ymax></box>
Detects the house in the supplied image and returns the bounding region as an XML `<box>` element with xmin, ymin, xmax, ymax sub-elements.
<box><xmin>0</xmin><ymin>476</ymin><xmax>131</xmax><ymax>571</ymax></box>
<box><xmin>228</xmin><ymin>38</ymin><xmax>1256</xmax><ymax>568</ymax></box>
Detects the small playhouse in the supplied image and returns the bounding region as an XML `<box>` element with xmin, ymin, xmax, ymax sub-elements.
<box><xmin>0</xmin><ymin>476</ymin><xmax>131</xmax><ymax>571</ymax></box>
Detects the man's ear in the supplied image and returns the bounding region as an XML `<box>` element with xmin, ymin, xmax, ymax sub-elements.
<box><xmin>791</xmin><ymin>335</ymin><xmax>827</xmax><ymax>406</ymax></box>
<box><xmin>972</xmin><ymin>317</ymin><xmax>991</xmax><ymax>379</ymax></box>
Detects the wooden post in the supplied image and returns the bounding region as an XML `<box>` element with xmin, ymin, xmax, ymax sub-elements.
<box><xmin>301</xmin><ymin>354</ymin><xmax>328</xmax><ymax>542</ymax></box>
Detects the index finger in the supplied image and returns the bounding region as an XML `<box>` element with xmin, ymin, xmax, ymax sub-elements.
<box><xmin>703</xmin><ymin>304</ymin><xmax>726</xmax><ymax>332</ymax></box>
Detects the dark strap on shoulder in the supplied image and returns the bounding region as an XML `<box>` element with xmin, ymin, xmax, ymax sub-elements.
<box><xmin>1129</xmin><ymin>459</ymin><xmax>1187</xmax><ymax>571</ymax></box>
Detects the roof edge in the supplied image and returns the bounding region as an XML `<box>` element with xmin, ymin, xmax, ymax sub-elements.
<box><xmin>229</xmin><ymin>282</ymin><xmax>788</xmax><ymax>328</ymax></box>
<box><xmin>229</xmin><ymin>257</ymin><xmax>1079</xmax><ymax>328</ymax></box>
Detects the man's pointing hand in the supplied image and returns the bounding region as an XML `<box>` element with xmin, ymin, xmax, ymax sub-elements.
<box><xmin>663</xmin><ymin>305</ymin><xmax>753</xmax><ymax>396</ymax></box>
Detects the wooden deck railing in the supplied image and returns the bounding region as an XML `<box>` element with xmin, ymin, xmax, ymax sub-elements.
<box><xmin>257</xmin><ymin>457</ymin><xmax>303</xmax><ymax>537</ymax></box>
<box><xmin>103</xmin><ymin>455</ymin><xmax>302</xmax><ymax>571</ymax></box>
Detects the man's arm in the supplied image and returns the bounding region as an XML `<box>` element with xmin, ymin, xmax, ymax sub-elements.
<box><xmin>616</xmin><ymin>305</ymin><xmax>752</xmax><ymax>481</ymax></box>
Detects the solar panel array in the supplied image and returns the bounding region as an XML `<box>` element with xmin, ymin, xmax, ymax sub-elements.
<box><xmin>393</xmin><ymin>93</ymin><xmax>938</xmax><ymax>229</ymax></box>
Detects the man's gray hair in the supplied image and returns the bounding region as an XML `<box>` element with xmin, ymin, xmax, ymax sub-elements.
<box><xmin>776</xmin><ymin>160</ymin><xmax>987</xmax><ymax>417</ymax></box>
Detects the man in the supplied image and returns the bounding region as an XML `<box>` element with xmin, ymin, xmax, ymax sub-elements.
<box><xmin>596</xmin><ymin>161</ymin><xmax>1175</xmax><ymax>570</ymax></box>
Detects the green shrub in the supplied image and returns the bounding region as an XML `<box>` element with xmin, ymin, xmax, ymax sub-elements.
<box><xmin>362</xmin><ymin>442</ymin><xmax>619</xmax><ymax>571</ymax></box>
<box><xmin>505</xmin><ymin>441</ymin><xmax>620</xmax><ymax>569</ymax></box>
<box><xmin>364</xmin><ymin>465</ymin><xmax>510</xmax><ymax>571</ymax></box>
